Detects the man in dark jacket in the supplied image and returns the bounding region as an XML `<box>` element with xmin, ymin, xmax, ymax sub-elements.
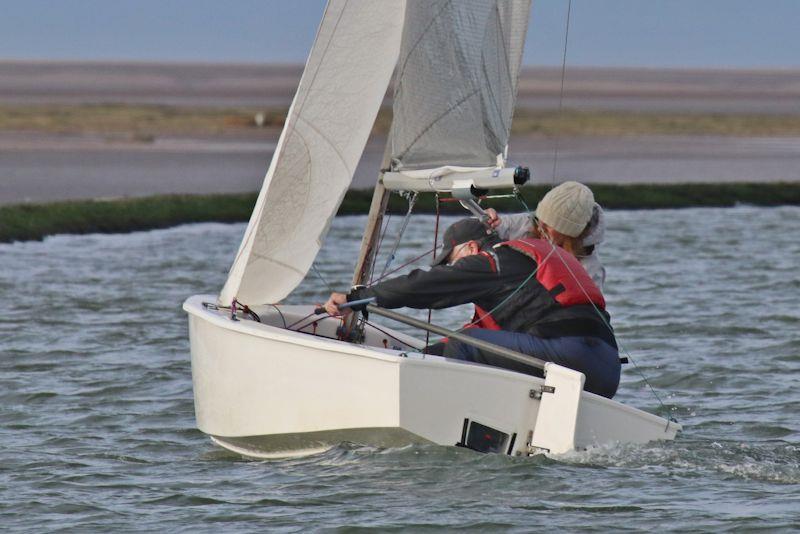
<box><xmin>323</xmin><ymin>218</ymin><xmax>620</xmax><ymax>398</ymax></box>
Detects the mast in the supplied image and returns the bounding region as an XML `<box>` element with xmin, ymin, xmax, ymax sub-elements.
<box><xmin>351</xmin><ymin>136</ymin><xmax>394</xmax><ymax>288</ymax></box>
<box><xmin>343</xmin><ymin>140</ymin><xmax>392</xmax><ymax>337</ymax></box>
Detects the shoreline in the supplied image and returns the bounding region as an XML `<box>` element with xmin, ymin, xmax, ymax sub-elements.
<box><xmin>2</xmin><ymin>183</ymin><xmax>799</xmax><ymax>244</ymax></box>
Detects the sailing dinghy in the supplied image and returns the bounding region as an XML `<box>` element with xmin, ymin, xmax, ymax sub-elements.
<box><xmin>184</xmin><ymin>0</ymin><xmax>680</xmax><ymax>459</ymax></box>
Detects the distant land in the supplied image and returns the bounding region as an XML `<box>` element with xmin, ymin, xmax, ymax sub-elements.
<box><xmin>1</xmin><ymin>61</ymin><xmax>799</xmax><ymax>206</ymax></box>
<box><xmin>2</xmin><ymin>61</ymin><xmax>800</xmax><ymax>114</ymax></box>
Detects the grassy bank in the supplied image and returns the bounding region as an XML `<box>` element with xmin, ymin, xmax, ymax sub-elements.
<box><xmin>4</xmin><ymin>104</ymin><xmax>800</xmax><ymax>138</ymax></box>
<box><xmin>2</xmin><ymin>183</ymin><xmax>799</xmax><ymax>243</ymax></box>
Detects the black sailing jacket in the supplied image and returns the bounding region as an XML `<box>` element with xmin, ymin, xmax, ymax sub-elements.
<box><xmin>348</xmin><ymin>244</ymin><xmax>617</xmax><ymax>348</ymax></box>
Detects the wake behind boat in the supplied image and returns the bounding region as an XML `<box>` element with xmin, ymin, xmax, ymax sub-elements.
<box><xmin>184</xmin><ymin>0</ymin><xmax>680</xmax><ymax>459</ymax></box>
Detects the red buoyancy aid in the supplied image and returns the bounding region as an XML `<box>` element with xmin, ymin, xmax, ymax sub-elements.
<box><xmin>502</xmin><ymin>238</ymin><xmax>605</xmax><ymax>309</ymax></box>
<box><xmin>465</xmin><ymin>240</ymin><xmax>604</xmax><ymax>332</ymax></box>
<box><xmin>465</xmin><ymin>251</ymin><xmax>505</xmax><ymax>331</ymax></box>
<box><xmin>469</xmin><ymin>304</ymin><xmax>502</xmax><ymax>330</ymax></box>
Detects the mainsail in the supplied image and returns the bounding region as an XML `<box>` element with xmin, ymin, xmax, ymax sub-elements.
<box><xmin>219</xmin><ymin>0</ymin><xmax>406</xmax><ymax>305</ymax></box>
<box><xmin>390</xmin><ymin>0</ymin><xmax>531</xmax><ymax>171</ymax></box>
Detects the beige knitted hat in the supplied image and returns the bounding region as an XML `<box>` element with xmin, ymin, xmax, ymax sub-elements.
<box><xmin>535</xmin><ymin>181</ymin><xmax>595</xmax><ymax>237</ymax></box>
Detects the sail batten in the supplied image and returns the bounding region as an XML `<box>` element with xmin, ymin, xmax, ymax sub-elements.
<box><xmin>219</xmin><ymin>0</ymin><xmax>406</xmax><ymax>305</ymax></box>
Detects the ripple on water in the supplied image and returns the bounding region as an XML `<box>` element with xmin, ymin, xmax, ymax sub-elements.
<box><xmin>0</xmin><ymin>208</ymin><xmax>799</xmax><ymax>530</ymax></box>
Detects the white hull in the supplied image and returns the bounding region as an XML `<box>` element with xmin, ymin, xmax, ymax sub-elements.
<box><xmin>184</xmin><ymin>295</ymin><xmax>680</xmax><ymax>458</ymax></box>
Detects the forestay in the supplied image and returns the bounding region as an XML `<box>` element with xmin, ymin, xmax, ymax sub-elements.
<box><xmin>219</xmin><ymin>0</ymin><xmax>406</xmax><ymax>306</ymax></box>
<box><xmin>390</xmin><ymin>0</ymin><xmax>531</xmax><ymax>172</ymax></box>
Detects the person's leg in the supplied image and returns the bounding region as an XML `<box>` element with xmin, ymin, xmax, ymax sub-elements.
<box><xmin>540</xmin><ymin>336</ymin><xmax>620</xmax><ymax>398</ymax></box>
<box><xmin>443</xmin><ymin>328</ymin><xmax>556</xmax><ymax>377</ymax></box>
<box><xmin>423</xmin><ymin>341</ymin><xmax>447</xmax><ymax>356</ymax></box>
<box><xmin>444</xmin><ymin>330</ymin><xmax>620</xmax><ymax>398</ymax></box>
<box><xmin>558</xmin><ymin>337</ymin><xmax>620</xmax><ymax>398</ymax></box>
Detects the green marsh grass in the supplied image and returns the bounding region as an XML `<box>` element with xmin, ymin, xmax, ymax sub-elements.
<box><xmin>2</xmin><ymin>183</ymin><xmax>799</xmax><ymax>243</ymax></box>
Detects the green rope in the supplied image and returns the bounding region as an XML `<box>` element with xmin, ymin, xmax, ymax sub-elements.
<box><xmin>546</xmin><ymin>241</ymin><xmax>677</xmax><ymax>426</ymax></box>
<box><xmin>457</xmin><ymin>246</ymin><xmax>556</xmax><ymax>332</ymax></box>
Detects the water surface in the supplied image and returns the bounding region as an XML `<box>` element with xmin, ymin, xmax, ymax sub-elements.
<box><xmin>1</xmin><ymin>206</ymin><xmax>798</xmax><ymax>531</ymax></box>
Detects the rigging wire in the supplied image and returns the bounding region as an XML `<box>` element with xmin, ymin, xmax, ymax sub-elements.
<box><xmin>513</xmin><ymin>16</ymin><xmax>674</xmax><ymax>422</ymax></box>
<box><xmin>362</xmin><ymin>193</ymin><xmax>416</xmax><ymax>340</ymax></box>
<box><xmin>369</xmin><ymin>246</ymin><xmax>437</xmax><ymax>286</ymax></box>
<box><xmin>540</xmin><ymin>234</ymin><xmax>676</xmax><ymax>425</ymax></box>
<box><xmin>425</xmin><ymin>194</ymin><xmax>443</xmax><ymax>350</ymax></box>
<box><xmin>376</xmin><ymin>192</ymin><xmax>418</xmax><ymax>282</ymax></box>
<box><xmin>311</xmin><ymin>263</ymin><xmax>336</xmax><ymax>293</ymax></box>
<box><xmin>368</xmin><ymin>212</ymin><xmax>393</xmax><ymax>285</ymax></box>
<box><xmin>550</xmin><ymin>0</ymin><xmax>573</xmax><ymax>186</ymax></box>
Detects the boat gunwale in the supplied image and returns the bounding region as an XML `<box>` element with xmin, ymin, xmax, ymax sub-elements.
<box><xmin>184</xmin><ymin>294</ymin><xmax>407</xmax><ymax>364</ymax></box>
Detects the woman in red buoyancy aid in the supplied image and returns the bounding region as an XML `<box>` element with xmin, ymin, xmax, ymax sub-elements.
<box><xmin>486</xmin><ymin>181</ymin><xmax>608</xmax><ymax>290</ymax></box>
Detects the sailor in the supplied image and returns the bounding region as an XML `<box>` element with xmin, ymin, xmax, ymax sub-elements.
<box><xmin>485</xmin><ymin>181</ymin><xmax>607</xmax><ymax>289</ymax></box>
<box><xmin>323</xmin><ymin>217</ymin><xmax>621</xmax><ymax>398</ymax></box>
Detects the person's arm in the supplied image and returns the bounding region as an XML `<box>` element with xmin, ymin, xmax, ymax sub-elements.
<box><xmin>579</xmin><ymin>252</ymin><xmax>606</xmax><ymax>291</ymax></box>
<box><xmin>348</xmin><ymin>254</ymin><xmax>500</xmax><ymax>310</ymax></box>
<box><xmin>485</xmin><ymin>209</ymin><xmax>532</xmax><ymax>240</ymax></box>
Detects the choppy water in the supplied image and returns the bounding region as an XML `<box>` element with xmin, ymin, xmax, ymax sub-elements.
<box><xmin>1</xmin><ymin>206</ymin><xmax>799</xmax><ymax>531</ymax></box>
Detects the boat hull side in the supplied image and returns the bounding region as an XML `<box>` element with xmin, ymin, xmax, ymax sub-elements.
<box><xmin>398</xmin><ymin>357</ymin><xmax>543</xmax><ymax>451</ymax></box>
<box><xmin>184</xmin><ymin>295</ymin><xmax>681</xmax><ymax>457</ymax></box>
<box><xmin>187</xmin><ymin>308</ymin><xmax>401</xmax><ymax>438</ymax></box>
<box><xmin>575</xmin><ymin>394</ymin><xmax>681</xmax><ymax>447</ymax></box>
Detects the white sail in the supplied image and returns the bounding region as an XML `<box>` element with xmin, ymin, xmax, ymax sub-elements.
<box><xmin>390</xmin><ymin>0</ymin><xmax>531</xmax><ymax>171</ymax></box>
<box><xmin>219</xmin><ymin>0</ymin><xmax>406</xmax><ymax>306</ymax></box>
